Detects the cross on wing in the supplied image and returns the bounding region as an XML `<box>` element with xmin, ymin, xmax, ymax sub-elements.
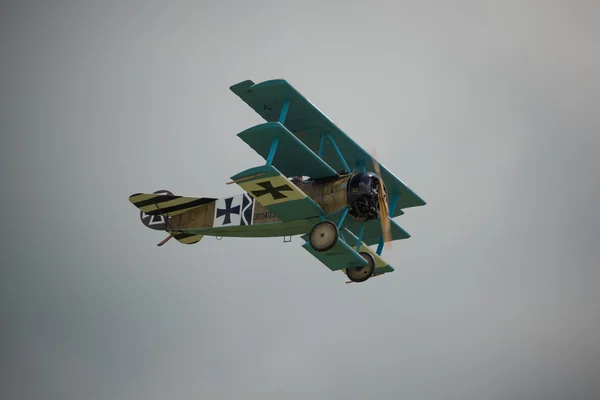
<box><xmin>230</xmin><ymin>164</ymin><xmax>325</xmax><ymax>222</ymax></box>
<box><xmin>250</xmin><ymin>181</ymin><xmax>293</xmax><ymax>200</ymax></box>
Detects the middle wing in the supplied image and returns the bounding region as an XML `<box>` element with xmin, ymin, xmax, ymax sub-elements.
<box><xmin>236</xmin><ymin>122</ymin><xmax>337</xmax><ymax>179</ymax></box>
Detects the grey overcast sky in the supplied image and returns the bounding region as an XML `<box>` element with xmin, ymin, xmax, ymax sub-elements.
<box><xmin>2</xmin><ymin>1</ymin><xmax>600</xmax><ymax>399</ymax></box>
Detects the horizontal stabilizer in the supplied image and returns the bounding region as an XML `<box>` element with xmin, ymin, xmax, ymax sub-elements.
<box><xmin>129</xmin><ymin>193</ymin><xmax>216</xmax><ymax>217</ymax></box>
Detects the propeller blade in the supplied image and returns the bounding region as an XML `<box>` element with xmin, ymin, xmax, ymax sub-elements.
<box><xmin>371</xmin><ymin>153</ymin><xmax>392</xmax><ymax>248</ymax></box>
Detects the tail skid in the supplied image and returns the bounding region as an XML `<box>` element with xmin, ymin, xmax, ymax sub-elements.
<box><xmin>156</xmin><ymin>232</ymin><xmax>205</xmax><ymax>246</ymax></box>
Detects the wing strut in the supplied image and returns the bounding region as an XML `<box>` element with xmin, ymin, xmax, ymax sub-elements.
<box><xmin>264</xmin><ymin>99</ymin><xmax>288</xmax><ymax>165</ymax></box>
<box><xmin>356</xmin><ymin>222</ymin><xmax>365</xmax><ymax>252</ymax></box>
<box><xmin>319</xmin><ymin>134</ymin><xmax>351</xmax><ymax>173</ymax></box>
<box><xmin>266</xmin><ymin>138</ymin><xmax>279</xmax><ymax>165</ymax></box>
<box><xmin>337</xmin><ymin>206</ymin><xmax>349</xmax><ymax>229</ymax></box>
<box><xmin>279</xmin><ymin>100</ymin><xmax>290</xmax><ymax>123</ymax></box>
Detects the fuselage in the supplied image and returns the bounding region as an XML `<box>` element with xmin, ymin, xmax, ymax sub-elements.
<box><xmin>167</xmin><ymin>171</ymin><xmax>384</xmax><ymax>238</ymax></box>
<box><xmin>168</xmin><ymin>175</ymin><xmax>349</xmax><ymax>238</ymax></box>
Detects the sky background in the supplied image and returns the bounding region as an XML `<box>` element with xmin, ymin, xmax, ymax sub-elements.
<box><xmin>2</xmin><ymin>1</ymin><xmax>600</xmax><ymax>399</ymax></box>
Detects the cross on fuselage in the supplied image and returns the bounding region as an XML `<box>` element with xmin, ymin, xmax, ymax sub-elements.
<box><xmin>216</xmin><ymin>197</ymin><xmax>240</xmax><ymax>225</ymax></box>
<box><xmin>251</xmin><ymin>181</ymin><xmax>293</xmax><ymax>200</ymax></box>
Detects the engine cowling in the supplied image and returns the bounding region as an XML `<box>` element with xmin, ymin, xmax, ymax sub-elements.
<box><xmin>346</xmin><ymin>172</ymin><xmax>385</xmax><ymax>221</ymax></box>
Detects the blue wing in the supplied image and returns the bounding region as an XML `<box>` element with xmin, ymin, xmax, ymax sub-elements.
<box><xmin>237</xmin><ymin>122</ymin><xmax>336</xmax><ymax>179</ymax></box>
<box><xmin>230</xmin><ymin>79</ymin><xmax>426</xmax><ymax>216</ymax></box>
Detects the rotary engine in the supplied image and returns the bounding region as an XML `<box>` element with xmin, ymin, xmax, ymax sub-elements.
<box><xmin>346</xmin><ymin>172</ymin><xmax>385</xmax><ymax>221</ymax></box>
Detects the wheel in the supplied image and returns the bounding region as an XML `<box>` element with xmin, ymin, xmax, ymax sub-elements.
<box><xmin>309</xmin><ymin>221</ymin><xmax>339</xmax><ymax>252</ymax></box>
<box><xmin>346</xmin><ymin>251</ymin><xmax>375</xmax><ymax>283</ymax></box>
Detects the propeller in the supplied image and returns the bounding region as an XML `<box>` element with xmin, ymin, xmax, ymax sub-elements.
<box><xmin>371</xmin><ymin>152</ymin><xmax>392</xmax><ymax>249</ymax></box>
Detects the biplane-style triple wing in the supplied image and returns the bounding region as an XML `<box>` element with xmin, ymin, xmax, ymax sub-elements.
<box><xmin>230</xmin><ymin>79</ymin><xmax>426</xmax><ymax>217</ymax></box>
<box><xmin>229</xmin><ymin>78</ymin><xmax>425</xmax><ymax>281</ymax></box>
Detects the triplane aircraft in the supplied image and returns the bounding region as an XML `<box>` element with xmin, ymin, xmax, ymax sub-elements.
<box><xmin>129</xmin><ymin>79</ymin><xmax>425</xmax><ymax>283</ymax></box>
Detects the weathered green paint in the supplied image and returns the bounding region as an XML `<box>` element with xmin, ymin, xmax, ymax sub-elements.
<box><xmin>184</xmin><ymin>219</ymin><xmax>314</xmax><ymax>238</ymax></box>
<box><xmin>237</xmin><ymin>122</ymin><xmax>337</xmax><ymax>179</ymax></box>
<box><xmin>301</xmin><ymin>238</ymin><xmax>367</xmax><ymax>271</ymax></box>
<box><xmin>230</xmin><ymin>78</ymin><xmax>426</xmax><ymax>216</ymax></box>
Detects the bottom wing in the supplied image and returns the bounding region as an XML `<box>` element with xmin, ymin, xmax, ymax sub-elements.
<box><xmin>341</xmin><ymin>228</ymin><xmax>394</xmax><ymax>276</ymax></box>
<box><xmin>300</xmin><ymin>218</ymin><xmax>395</xmax><ymax>283</ymax></box>
<box><xmin>301</xmin><ymin>236</ymin><xmax>368</xmax><ymax>271</ymax></box>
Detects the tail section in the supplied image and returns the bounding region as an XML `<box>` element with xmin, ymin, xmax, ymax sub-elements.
<box><xmin>129</xmin><ymin>189</ymin><xmax>215</xmax><ymax>245</ymax></box>
<box><xmin>129</xmin><ymin>190</ymin><xmax>216</xmax><ymax>219</ymax></box>
<box><xmin>137</xmin><ymin>190</ymin><xmax>174</xmax><ymax>231</ymax></box>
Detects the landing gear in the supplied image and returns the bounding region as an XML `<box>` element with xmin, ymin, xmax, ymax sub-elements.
<box><xmin>346</xmin><ymin>251</ymin><xmax>375</xmax><ymax>283</ymax></box>
<box><xmin>309</xmin><ymin>220</ymin><xmax>339</xmax><ymax>252</ymax></box>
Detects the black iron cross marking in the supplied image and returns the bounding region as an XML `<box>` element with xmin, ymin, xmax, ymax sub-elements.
<box><xmin>216</xmin><ymin>197</ymin><xmax>240</xmax><ymax>225</ymax></box>
<box><xmin>251</xmin><ymin>181</ymin><xmax>293</xmax><ymax>200</ymax></box>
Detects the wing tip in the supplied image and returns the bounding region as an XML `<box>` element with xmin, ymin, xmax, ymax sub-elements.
<box><xmin>229</xmin><ymin>79</ymin><xmax>254</xmax><ymax>94</ymax></box>
<box><xmin>129</xmin><ymin>193</ymin><xmax>145</xmax><ymax>203</ymax></box>
<box><xmin>230</xmin><ymin>78</ymin><xmax>292</xmax><ymax>94</ymax></box>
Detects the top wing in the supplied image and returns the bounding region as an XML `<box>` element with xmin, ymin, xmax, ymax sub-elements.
<box><xmin>230</xmin><ymin>79</ymin><xmax>426</xmax><ymax>216</ymax></box>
